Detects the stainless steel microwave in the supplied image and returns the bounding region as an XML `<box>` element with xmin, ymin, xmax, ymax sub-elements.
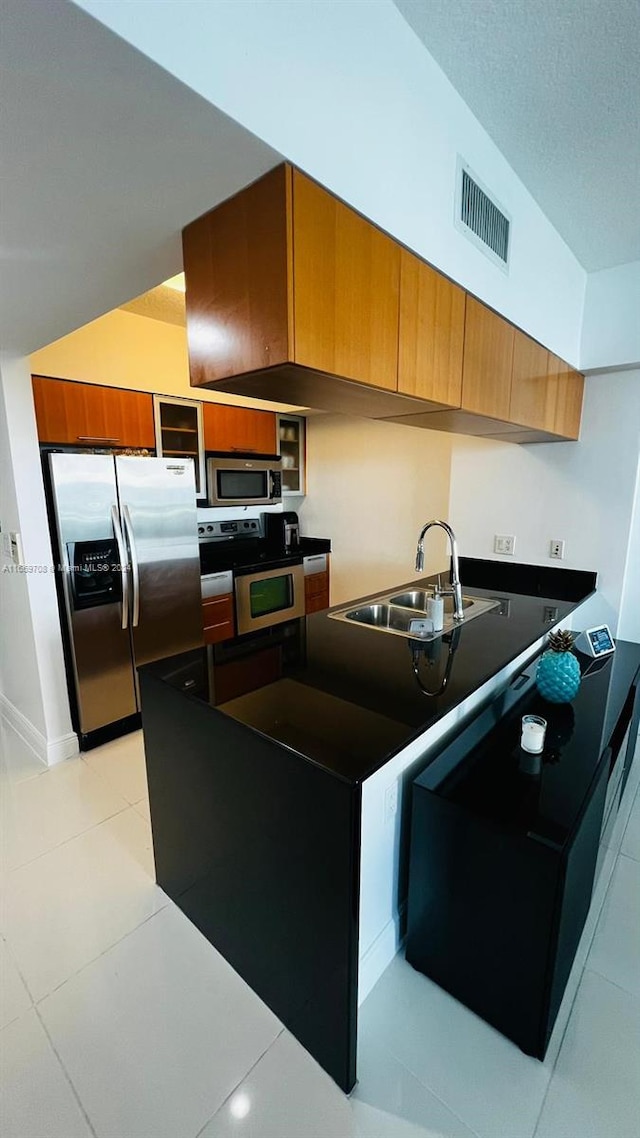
<box><xmin>206</xmin><ymin>454</ymin><xmax>282</xmax><ymax>507</ymax></box>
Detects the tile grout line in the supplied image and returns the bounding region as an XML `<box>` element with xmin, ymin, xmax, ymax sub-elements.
<box><xmin>355</xmin><ymin>1029</ymin><xmax>486</xmax><ymax>1138</ymax></box>
<box><xmin>582</xmin><ymin>964</ymin><xmax>640</xmax><ymax>1002</ymax></box>
<box><xmin>532</xmin><ymin>961</ymin><xmax>640</xmax><ymax>1136</ymax></box>
<box><xmin>34</xmin><ymin>1002</ymin><xmax>99</xmax><ymax>1138</ymax></box>
<box><xmin>34</xmin><ymin>906</ymin><xmax>169</xmax><ymax>1007</ymax></box>
<box><xmin>80</xmin><ymin>749</ymin><xmax>149</xmax><ymax>807</ymax></box>
<box><xmin>5</xmin><ymin>801</ymin><xmax>134</xmax><ymax>874</ymax></box>
<box><xmin>0</xmin><ymin>931</ymin><xmax>35</xmax><ymax>1024</ymax></box>
<box><xmin>192</xmin><ymin>1026</ymin><xmax>287</xmax><ymax>1138</ymax></box>
<box><xmin>529</xmin><ymin>963</ymin><xmax>584</xmax><ymax>1138</ymax></box>
<box><xmin>530</xmin><ymin>835</ymin><xmax>638</xmax><ymax>1138</ymax></box>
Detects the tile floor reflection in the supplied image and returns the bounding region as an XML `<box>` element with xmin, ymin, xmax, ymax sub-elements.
<box><xmin>1</xmin><ymin>716</ymin><xmax>639</xmax><ymax>1138</ymax></box>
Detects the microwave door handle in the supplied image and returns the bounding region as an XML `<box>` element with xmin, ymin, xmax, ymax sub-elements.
<box><xmin>110</xmin><ymin>505</ymin><xmax>129</xmax><ymax>630</ymax></box>
<box><xmin>122</xmin><ymin>505</ymin><xmax>140</xmax><ymax>628</ymax></box>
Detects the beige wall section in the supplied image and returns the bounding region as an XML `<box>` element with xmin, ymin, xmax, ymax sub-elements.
<box><xmin>29</xmin><ymin>308</ymin><xmax>301</xmax><ymax>412</ymax></box>
<box><xmin>299</xmin><ymin>415</ymin><xmax>453</xmax><ymax>606</ymax></box>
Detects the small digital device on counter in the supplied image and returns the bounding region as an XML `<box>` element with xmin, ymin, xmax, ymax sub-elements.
<box><xmin>574</xmin><ymin>624</ymin><xmax>616</xmax><ymax>658</ymax></box>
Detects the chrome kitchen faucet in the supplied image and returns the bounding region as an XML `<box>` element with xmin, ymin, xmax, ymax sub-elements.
<box><xmin>415</xmin><ymin>520</ymin><xmax>465</xmax><ymax>622</ymax></box>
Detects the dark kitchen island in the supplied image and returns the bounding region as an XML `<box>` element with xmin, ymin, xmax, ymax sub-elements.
<box><xmin>139</xmin><ymin>562</ymin><xmax>617</xmax><ymax>1092</ymax></box>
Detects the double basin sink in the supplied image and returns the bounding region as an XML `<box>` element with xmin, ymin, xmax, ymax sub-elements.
<box><xmin>329</xmin><ymin>587</ymin><xmax>499</xmax><ymax>642</ymax></box>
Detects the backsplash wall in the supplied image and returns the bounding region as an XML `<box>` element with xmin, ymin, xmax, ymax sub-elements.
<box><xmin>298</xmin><ymin>414</ymin><xmax>453</xmax><ymax>606</ymax></box>
<box><xmin>448</xmin><ymin>370</ymin><xmax>640</xmax><ymax>635</ymax></box>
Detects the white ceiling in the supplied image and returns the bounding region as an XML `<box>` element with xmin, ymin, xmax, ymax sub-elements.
<box><xmin>0</xmin><ymin>0</ymin><xmax>281</xmax><ymax>355</ymax></box>
<box><xmin>2</xmin><ymin>0</ymin><xmax>637</xmax><ymax>362</ymax></box>
<box><xmin>393</xmin><ymin>0</ymin><xmax>640</xmax><ymax>272</ymax></box>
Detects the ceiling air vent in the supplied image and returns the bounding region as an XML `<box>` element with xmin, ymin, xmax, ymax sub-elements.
<box><xmin>455</xmin><ymin>160</ymin><xmax>511</xmax><ymax>271</ymax></box>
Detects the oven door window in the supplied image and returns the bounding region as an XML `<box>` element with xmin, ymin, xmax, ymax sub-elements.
<box><xmin>249</xmin><ymin>574</ymin><xmax>293</xmax><ymax>618</ymax></box>
<box><xmin>217</xmin><ymin>469</ymin><xmax>268</xmax><ymax>500</ymax></box>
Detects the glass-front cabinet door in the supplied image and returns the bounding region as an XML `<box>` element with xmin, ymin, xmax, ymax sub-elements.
<box><xmin>153</xmin><ymin>395</ymin><xmax>205</xmax><ymax>499</ymax></box>
<box><xmin>277</xmin><ymin>414</ymin><xmax>306</xmax><ymax>496</ymax></box>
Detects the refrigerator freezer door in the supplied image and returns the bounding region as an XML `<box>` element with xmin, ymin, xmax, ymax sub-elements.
<box><xmin>115</xmin><ymin>456</ymin><xmax>203</xmax><ymax>669</ymax></box>
<box><xmin>48</xmin><ymin>453</ymin><xmax>137</xmax><ymax>735</ymax></box>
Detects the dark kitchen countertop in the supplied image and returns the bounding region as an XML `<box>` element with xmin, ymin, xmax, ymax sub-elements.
<box><xmin>200</xmin><ymin>535</ymin><xmax>331</xmax><ymax>575</ymax></box>
<box><xmin>416</xmin><ymin>639</ymin><xmax>640</xmax><ymax>849</ymax></box>
<box><xmin>140</xmin><ymin>569</ymin><xmax>594</xmax><ymax>786</ymax></box>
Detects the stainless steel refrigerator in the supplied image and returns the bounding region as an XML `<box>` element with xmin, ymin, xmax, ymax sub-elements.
<box><xmin>48</xmin><ymin>453</ymin><xmax>203</xmax><ymax>747</ymax></box>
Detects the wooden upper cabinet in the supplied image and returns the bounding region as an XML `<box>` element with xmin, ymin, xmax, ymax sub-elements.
<box><xmin>182</xmin><ymin>164</ymin><xmax>584</xmax><ymax>445</ymax></box>
<box><xmin>461</xmin><ymin>298</ymin><xmax>514</xmax><ymax>420</ymax></box>
<box><xmin>32</xmin><ymin>376</ymin><xmax>155</xmax><ymax>448</ymax></box>
<box><xmin>182</xmin><ymin>165</ymin><xmax>292</xmax><ymax>386</ymax></box>
<box><xmin>183</xmin><ymin>164</ymin><xmax>400</xmax><ymax>393</ymax></box>
<box><xmin>547</xmin><ymin>354</ymin><xmax>584</xmax><ymax>439</ymax></box>
<box><xmin>203</xmin><ymin>402</ymin><xmax>277</xmax><ymax>454</ymax></box>
<box><xmin>398</xmin><ymin>250</ymin><xmax>465</xmax><ymax>407</ymax></box>
<box><xmin>509</xmin><ymin>329</ymin><xmax>556</xmax><ymax>432</ymax></box>
<box><xmin>292</xmin><ymin>169</ymin><xmax>400</xmax><ymax>390</ymax></box>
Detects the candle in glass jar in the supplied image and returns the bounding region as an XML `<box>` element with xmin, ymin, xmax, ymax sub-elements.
<box><xmin>521</xmin><ymin>714</ymin><xmax>547</xmax><ymax>754</ymax></box>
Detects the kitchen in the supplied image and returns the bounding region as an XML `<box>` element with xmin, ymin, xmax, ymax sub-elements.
<box><xmin>15</xmin><ymin>163</ymin><xmax>639</xmax><ymax>1104</ymax></box>
<box><xmin>2</xmin><ymin>2</ymin><xmax>640</xmax><ymax>1136</ymax></box>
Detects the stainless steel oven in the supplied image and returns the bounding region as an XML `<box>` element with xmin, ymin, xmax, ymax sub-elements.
<box><xmin>206</xmin><ymin>454</ymin><xmax>282</xmax><ymax>507</ymax></box>
<box><xmin>235</xmin><ymin>562</ymin><xmax>305</xmax><ymax>635</ymax></box>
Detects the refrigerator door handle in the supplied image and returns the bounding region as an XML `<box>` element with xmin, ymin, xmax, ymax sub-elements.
<box><xmin>122</xmin><ymin>504</ymin><xmax>140</xmax><ymax>628</ymax></box>
<box><xmin>110</xmin><ymin>505</ymin><xmax>129</xmax><ymax>630</ymax></box>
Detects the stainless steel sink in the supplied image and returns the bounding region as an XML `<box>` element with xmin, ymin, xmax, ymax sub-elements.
<box><xmin>389</xmin><ymin>590</ymin><xmax>474</xmax><ymax>613</ymax></box>
<box><xmin>343</xmin><ymin>604</ymin><xmax>434</xmax><ymax>636</ymax></box>
<box><xmin>329</xmin><ymin>589</ymin><xmax>499</xmax><ymax>641</ymax></box>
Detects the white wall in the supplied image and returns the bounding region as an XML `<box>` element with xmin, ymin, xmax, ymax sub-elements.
<box><xmin>618</xmin><ymin>463</ymin><xmax>640</xmax><ymax>643</ymax></box>
<box><xmin>581</xmin><ymin>261</ymin><xmax>640</xmax><ymax>372</ymax></box>
<box><xmin>30</xmin><ymin>308</ymin><xmax>299</xmax><ymax>412</ymax></box>
<box><xmin>298</xmin><ymin>415</ymin><xmax>453</xmax><ymax>605</ymax></box>
<box><xmin>0</xmin><ymin>355</ymin><xmax>77</xmax><ymax>764</ymax></box>
<box><xmin>78</xmin><ymin>0</ymin><xmax>586</xmax><ymax>364</ymax></box>
<box><xmin>448</xmin><ymin>371</ymin><xmax>640</xmax><ymax>634</ymax></box>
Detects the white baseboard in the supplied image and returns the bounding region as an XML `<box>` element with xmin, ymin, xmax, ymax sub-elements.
<box><xmin>0</xmin><ymin>693</ymin><xmax>78</xmax><ymax>766</ymax></box>
<box><xmin>358</xmin><ymin>904</ymin><xmax>406</xmax><ymax>1006</ymax></box>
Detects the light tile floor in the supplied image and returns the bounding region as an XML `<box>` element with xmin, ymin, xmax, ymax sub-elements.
<box><xmin>1</xmin><ymin>716</ymin><xmax>639</xmax><ymax>1138</ymax></box>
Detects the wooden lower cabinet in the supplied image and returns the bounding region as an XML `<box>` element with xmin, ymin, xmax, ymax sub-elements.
<box><xmin>203</xmin><ymin>402</ymin><xmax>277</xmax><ymax>454</ymax></box>
<box><xmin>304</xmin><ymin>558</ymin><xmax>330</xmax><ymax>615</ymax></box>
<box><xmin>202</xmin><ymin>594</ymin><xmax>235</xmax><ymax>645</ymax></box>
<box><xmin>32</xmin><ymin>375</ymin><xmax>155</xmax><ymax>448</ymax></box>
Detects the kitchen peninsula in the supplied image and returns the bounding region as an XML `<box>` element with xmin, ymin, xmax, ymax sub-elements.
<box><xmin>139</xmin><ymin>563</ymin><xmax>638</xmax><ymax>1093</ymax></box>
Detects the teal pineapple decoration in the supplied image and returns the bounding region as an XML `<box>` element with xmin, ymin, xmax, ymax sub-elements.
<box><xmin>536</xmin><ymin>629</ymin><xmax>581</xmax><ymax>703</ymax></box>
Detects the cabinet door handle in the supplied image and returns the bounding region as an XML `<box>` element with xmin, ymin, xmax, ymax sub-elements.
<box><xmin>230</xmin><ymin>447</ymin><xmax>257</xmax><ymax>453</ymax></box>
<box><xmin>77</xmin><ymin>435</ymin><xmax>120</xmax><ymax>442</ymax></box>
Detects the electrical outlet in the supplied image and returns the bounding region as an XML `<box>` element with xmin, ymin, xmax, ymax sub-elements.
<box><xmin>494</xmin><ymin>534</ymin><xmax>516</xmax><ymax>556</ymax></box>
<box><xmin>549</xmin><ymin>539</ymin><xmax>565</xmax><ymax>560</ymax></box>
<box><xmin>384</xmin><ymin>782</ymin><xmax>398</xmax><ymax>825</ymax></box>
